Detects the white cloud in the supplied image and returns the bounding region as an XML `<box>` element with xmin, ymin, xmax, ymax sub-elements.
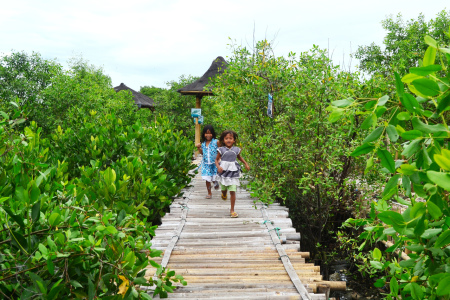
<box><xmin>1</xmin><ymin>0</ymin><xmax>448</xmax><ymax>89</ymax></box>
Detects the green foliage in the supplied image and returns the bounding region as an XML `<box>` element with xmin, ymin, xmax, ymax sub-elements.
<box><xmin>142</xmin><ymin>76</ymin><xmax>198</xmax><ymax>140</ymax></box>
<box><xmin>355</xmin><ymin>10</ymin><xmax>450</xmax><ymax>77</ymax></box>
<box><xmin>0</xmin><ymin>105</ymin><xmax>193</xmax><ymax>298</ymax></box>
<box><xmin>1</xmin><ymin>52</ymin><xmax>153</xmax><ymax>134</ymax></box>
<box><xmin>0</xmin><ymin>51</ymin><xmax>62</xmax><ymax>109</ymax></box>
<box><xmin>209</xmin><ymin>40</ymin><xmax>368</xmax><ymax>252</ymax></box>
<box><xmin>333</xmin><ymin>34</ymin><xmax>450</xmax><ymax>299</ymax></box>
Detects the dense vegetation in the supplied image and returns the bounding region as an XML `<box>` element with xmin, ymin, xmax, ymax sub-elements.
<box><xmin>332</xmin><ymin>34</ymin><xmax>450</xmax><ymax>299</ymax></box>
<box><xmin>1</xmin><ymin>9</ymin><xmax>449</xmax><ymax>300</ymax></box>
<box><xmin>204</xmin><ymin>10</ymin><xmax>449</xmax><ymax>299</ymax></box>
<box><xmin>0</xmin><ymin>56</ymin><xmax>193</xmax><ymax>298</ymax></box>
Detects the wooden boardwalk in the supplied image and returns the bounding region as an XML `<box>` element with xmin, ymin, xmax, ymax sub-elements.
<box><xmin>145</xmin><ymin>161</ymin><xmax>344</xmax><ymax>299</ymax></box>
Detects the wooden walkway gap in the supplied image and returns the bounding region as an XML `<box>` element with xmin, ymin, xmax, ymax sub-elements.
<box><xmin>144</xmin><ymin>158</ymin><xmax>345</xmax><ymax>299</ymax></box>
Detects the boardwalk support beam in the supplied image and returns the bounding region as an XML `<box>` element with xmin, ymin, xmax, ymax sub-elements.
<box><xmin>259</xmin><ymin>202</ymin><xmax>312</xmax><ymax>300</ymax></box>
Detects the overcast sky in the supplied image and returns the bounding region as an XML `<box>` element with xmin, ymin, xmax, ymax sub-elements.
<box><xmin>1</xmin><ymin>1</ymin><xmax>448</xmax><ymax>90</ymax></box>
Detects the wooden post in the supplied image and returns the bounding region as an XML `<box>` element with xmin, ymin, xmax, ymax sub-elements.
<box><xmin>194</xmin><ymin>95</ymin><xmax>202</xmax><ymax>156</ymax></box>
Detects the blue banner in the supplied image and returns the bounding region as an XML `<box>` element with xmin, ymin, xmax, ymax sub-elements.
<box><xmin>267</xmin><ymin>93</ymin><xmax>273</xmax><ymax>118</ymax></box>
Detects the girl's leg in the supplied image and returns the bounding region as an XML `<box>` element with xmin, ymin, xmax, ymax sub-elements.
<box><xmin>230</xmin><ymin>191</ymin><xmax>236</xmax><ymax>214</ymax></box>
<box><xmin>221</xmin><ymin>184</ymin><xmax>227</xmax><ymax>200</ymax></box>
<box><xmin>206</xmin><ymin>181</ymin><xmax>212</xmax><ymax>198</ymax></box>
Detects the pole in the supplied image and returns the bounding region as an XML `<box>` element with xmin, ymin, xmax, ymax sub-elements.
<box><xmin>195</xmin><ymin>95</ymin><xmax>202</xmax><ymax>156</ymax></box>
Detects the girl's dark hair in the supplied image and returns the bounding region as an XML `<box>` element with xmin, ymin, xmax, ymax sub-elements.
<box><xmin>219</xmin><ymin>130</ymin><xmax>238</xmax><ymax>146</ymax></box>
<box><xmin>201</xmin><ymin>124</ymin><xmax>216</xmax><ymax>142</ymax></box>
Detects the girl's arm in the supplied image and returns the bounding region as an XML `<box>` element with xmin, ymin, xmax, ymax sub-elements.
<box><xmin>237</xmin><ymin>152</ymin><xmax>250</xmax><ymax>171</ymax></box>
<box><xmin>215</xmin><ymin>152</ymin><xmax>223</xmax><ymax>173</ymax></box>
<box><xmin>196</xmin><ymin>143</ymin><xmax>203</xmax><ymax>154</ymax></box>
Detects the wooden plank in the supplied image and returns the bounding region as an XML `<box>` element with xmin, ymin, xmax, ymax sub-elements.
<box><xmin>259</xmin><ymin>202</ymin><xmax>312</xmax><ymax>300</ymax></box>
<box><xmin>156</xmin><ymin>189</ymin><xmax>193</xmax><ymax>270</ymax></box>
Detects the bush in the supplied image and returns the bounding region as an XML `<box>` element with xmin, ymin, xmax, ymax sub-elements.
<box><xmin>0</xmin><ymin>105</ymin><xmax>193</xmax><ymax>298</ymax></box>
<box><xmin>331</xmin><ymin>34</ymin><xmax>450</xmax><ymax>299</ymax></box>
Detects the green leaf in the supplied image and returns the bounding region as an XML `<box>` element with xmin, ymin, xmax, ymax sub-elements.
<box><xmin>410</xmin><ymin>282</ymin><xmax>424</xmax><ymax>300</ymax></box>
<box><xmin>377</xmin><ymin>149</ymin><xmax>395</xmax><ymax>173</ymax></box>
<box><xmin>402</xmin><ymin>73</ymin><xmax>423</xmax><ymax>84</ymax></box>
<box><xmin>411</xmin><ymin>78</ymin><xmax>440</xmax><ymax>97</ymax></box>
<box><xmin>133</xmin><ymin>277</ymin><xmax>148</xmax><ymax>285</ymax></box>
<box><xmin>150</xmin><ymin>260</ymin><xmax>160</xmax><ymax>268</ymax></box>
<box><xmin>401</xmin><ymin>130</ymin><xmax>422</xmax><ymax>140</ymax></box>
<box><xmin>365</xmin><ymin>156</ymin><xmax>374</xmax><ymax>174</ymax></box>
<box><xmin>414</xmin><ymin>215</ymin><xmax>426</xmax><ymax>236</ymax></box>
<box><xmin>103</xmin><ymin>167</ymin><xmax>116</xmax><ymax>186</ymax></box>
<box><xmin>106</xmin><ymin>226</ymin><xmax>117</xmax><ymax>234</ymax></box>
<box><xmin>70</xmin><ymin>280</ymin><xmax>83</xmax><ymax>288</ymax></box>
<box><xmin>88</xmin><ymin>278</ymin><xmax>95</xmax><ymax>300</ymax></box>
<box><xmin>30</xmin><ymin>186</ymin><xmax>40</xmax><ymax>203</ymax></box>
<box><xmin>4</xmin><ymin>207</ymin><xmax>25</xmax><ymax>229</ymax></box>
<box><xmin>396</xmin><ymin>111</ymin><xmax>411</xmax><ymax>121</ymax></box>
<box><xmin>437</xmin><ymin>92</ymin><xmax>450</xmax><ymax>113</ymax></box>
<box><xmin>435</xmin><ymin>230</ymin><xmax>450</xmax><ymax>248</ymax></box>
<box><xmin>402</xmin><ymin>175</ymin><xmax>411</xmax><ymax>197</ymax></box>
<box><xmin>360</xmin><ymin>113</ymin><xmax>376</xmax><ymax>130</ymax></box>
<box><xmin>374</xmin><ymin>278</ymin><xmax>385</xmax><ymax>288</ymax></box>
<box><xmin>140</xmin><ymin>206</ymin><xmax>150</xmax><ymax>216</ymax></box>
<box><xmin>423</xmin><ymin>45</ymin><xmax>437</xmax><ymax>66</ymax></box>
<box><xmin>331</xmin><ymin>98</ymin><xmax>353</xmax><ymax>107</ymax></box>
<box><xmin>427</xmin><ymin>171</ymin><xmax>450</xmax><ymax>191</ymax></box>
<box><xmin>406</xmin><ymin>244</ymin><xmax>424</xmax><ymax>253</ymax></box>
<box><xmin>427</xmin><ymin>200</ymin><xmax>442</xmax><ymax>219</ymax></box>
<box><xmin>437</xmin><ymin>275</ymin><xmax>450</xmax><ymax>296</ymax></box>
<box><xmin>47</xmin><ymin>258</ymin><xmax>54</xmax><ymax>275</ymax></box>
<box><xmin>424</xmin><ymin>35</ymin><xmax>438</xmax><ymax>48</ymax></box>
<box><xmin>14</xmin><ymin>186</ymin><xmax>29</xmax><ymax>205</ymax></box>
<box><xmin>397</xmin><ymin>164</ymin><xmax>416</xmax><ymax>175</ymax></box>
<box><xmin>10</xmin><ymin>230</ymin><xmax>28</xmax><ymax>253</ymax></box>
<box><xmin>409</xmin><ymin>64</ymin><xmax>441</xmax><ymax>76</ymax></box>
<box><xmin>47</xmin><ymin>236</ymin><xmax>57</xmax><ymax>251</ymax></box>
<box><xmin>350</xmin><ymin>143</ymin><xmax>374</xmax><ymax>157</ymax></box>
<box><xmin>411</xmin><ymin>202</ymin><xmax>426</xmax><ymax>219</ymax></box>
<box><xmin>390</xmin><ymin>277</ymin><xmax>399</xmax><ymax>296</ymax></box>
<box><xmin>401</xmin><ymin>94</ymin><xmax>422</xmax><ymax>114</ymax></box>
<box><xmin>394</xmin><ymin>72</ymin><xmax>404</xmax><ymax>98</ymax></box>
<box><xmin>386</xmin><ymin>125</ymin><xmax>399</xmax><ymax>142</ymax></box>
<box><xmin>378</xmin><ymin>95</ymin><xmax>389</xmax><ymax>106</ymax></box>
<box><xmin>402</xmin><ymin>140</ymin><xmax>421</xmax><ymax>157</ymax></box>
<box><xmin>421</xmin><ymin>228</ymin><xmax>442</xmax><ymax>239</ymax></box>
<box><xmin>48</xmin><ymin>212</ymin><xmax>61</xmax><ymax>227</ymax></box>
<box><xmin>372</xmin><ymin>248</ymin><xmax>382</xmax><ymax>261</ymax></box>
<box><xmin>328</xmin><ymin>108</ymin><xmax>344</xmax><ymax>123</ymax></box>
<box><xmin>382</xmin><ymin>175</ymin><xmax>400</xmax><ymax>197</ymax></box>
<box><xmin>399</xmin><ymin>259</ymin><xmax>415</xmax><ymax>268</ymax></box>
<box><xmin>411</xmin><ymin>117</ymin><xmax>448</xmax><ymax>134</ymax></box>
<box><xmin>370</xmin><ymin>261</ymin><xmax>383</xmax><ymax>269</ymax></box>
<box><xmin>362</xmin><ymin>126</ymin><xmax>384</xmax><ymax>144</ymax></box>
<box><xmin>31</xmin><ymin>201</ymin><xmax>40</xmax><ymax>224</ymax></box>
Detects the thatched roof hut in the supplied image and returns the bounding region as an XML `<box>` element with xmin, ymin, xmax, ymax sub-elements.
<box><xmin>114</xmin><ymin>83</ymin><xmax>155</xmax><ymax>110</ymax></box>
<box><xmin>177</xmin><ymin>56</ymin><xmax>227</xmax><ymax>95</ymax></box>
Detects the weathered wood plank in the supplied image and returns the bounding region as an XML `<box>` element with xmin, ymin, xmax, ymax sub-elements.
<box><xmin>259</xmin><ymin>202</ymin><xmax>312</xmax><ymax>300</ymax></box>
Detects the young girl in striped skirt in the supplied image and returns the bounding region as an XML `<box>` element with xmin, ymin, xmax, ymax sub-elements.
<box><xmin>215</xmin><ymin>130</ymin><xmax>250</xmax><ymax>218</ymax></box>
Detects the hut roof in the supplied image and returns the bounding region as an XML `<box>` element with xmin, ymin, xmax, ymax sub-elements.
<box><xmin>114</xmin><ymin>83</ymin><xmax>155</xmax><ymax>109</ymax></box>
<box><xmin>177</xmin><ymin>56</ymin><xmax>227</xmax><ymax>95</ymax></box>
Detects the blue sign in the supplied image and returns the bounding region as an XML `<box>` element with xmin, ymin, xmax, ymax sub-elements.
<box><xmin>267</xmin><ymin>93</ymin><xmax>273</xmax><ymax>118</ymax></box>
<box><xmin>191</xmin><ymin>108</ymin><xmax>201</xmax><ymax>118</ymax></box>
<box><xmin>194</xmin><ymin>116</ymin><xmax>204</xmax><ymax>124</ymax></box>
